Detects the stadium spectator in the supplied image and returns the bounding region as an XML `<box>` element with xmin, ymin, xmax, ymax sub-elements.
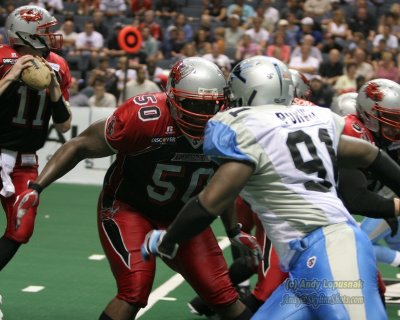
<box><xmin>194</xmin><ymin>29</ymin><xmax>212</xmax><ymax>56</ymax></box>
<box><xmin>89</xmin><ymin>80</ymin><xmax>117</xmax><ymax>108</ymax></box>
<box><xmin>56</xmin><ymin>20</ymin><xmax>78</xmax><ymax>58</ymax></box>
<box><xmin>115</xmin><ymin>56</ymin><xmax>138</xmax><ymax>101</ymax></box>
<box><xmin>40</xmin><ymin>0</ymin><xmax>64</xmax><ymax>14</ymax></box>
<box><xmin>280</xmin><ymin>0</ymin><xmax>304</xmax><ymax>21</ymax></box>
<box><xmin>16</xmin><ymin>57</ymin><xmax>253</xmax><ymax>320</ymax></box>
<box><xmin>161</xmin><ymin>26</ymin><xmax>187</xmax><ymax>59</ymax></box>
<box><xmin>92</xmin><ymin>10</ymin><xmax>109</xmax><ymax>41</ymax></box>
<box><xmin>224</xmin><ymin>14</ymin><xmax>245</xmax><ymax>49</ymax></box>
<box><xmin>303</xmin><ymin>0</ymin><xmax>331</xmax><ymax>20</ymax></box>
<box><xmin>155</xmin><ymin>0</ymin><xmax>179</xmax><ymax>27</ymax></box>
<box><xmin>121</xmin><ymin>66</ymin><xmax>161</xmax><ymax>102</ymax></box>
<box><xmin>320</xmin><ymin>32</ymin><xmax>343</xmax><ymax>54</ymax></box>
<box><xmin>140</xmin><ymin>10</ymin><xmax>163</xmax><ymax>41</ymax></box>
<box><xmin>348</xmin><ymin>7</ymin><xmax>376</xmax><ymax>41</ymax></box>
<box><xmin>198</xmin><ymin>14</ymin><xmax>215</xmax><ymax>43</ymax></box>
<box><xmin>333</xmin><ymin>62</ymin><xmax>358</xmax><ymax>95</ymax></box>
<box><xmin>266</xmin><ymin>32</ymin><xmax>291</xmax><ymax>64</ymax></box>
<box><xmin>257</xmin><ymin>0</ymin><xmax>280</xmax><ymax>32</ymax></box>
<box><xmin>99</xmin><ymin>0</ymin><xmax>127</xmax><ymax>18</ymax></box>
<box><xmin>140</xmin><ymin>26</ymin><xmax>162</xmax><ymax>59</ymax></box>
<box><xmin>308</xmin><ymin>75</ymin><xmax>334</xmax><ymax>108</ymax></box>
<box><xmin>74</xmin><ymin>20</ymin><xmax>105</xmax><ymax>72</ymax></box>
<box><xmin>0</xmin><ymin>5</ymin><xmax>71</xmax><ymax>272</ymax></box>
<box><xmin>69</xmin><ymin>77</ymin><xmax>90</xmax><ymax>107</ymax></box>
<box><xmin>291</xmin><ymin>34</ymin><xmax>322</xmax><ymax>62</ymax></box>
<box><xmin>319</xmin><ymin>48</ymin><xmax>344</xmax><ymax>85</ymax></box>
<box><xmin>326</xmin><ymin>9</ymin><xmax>349</xmax><ymax>46</ymax></box>
<box><xmin>373</xmin><ymin>51</ymin><xmax>400</xmax><ymax>83</ymax></box>
<box><xmin>77</xmin><ymin>0</ymin><xmax>100</xmax><ymax>16</ymax></box>
<box><xmin>130</xmin><ymin>0</ymin><xmax>152</xmax><ymax>18</ymax></box>
<box><xmin>372</xmin><ymin>24</ymin><xmax>399</xmax><ymax>55</ymax></box>
<box><xmin>178</xmin><ymin>42</ymin><xmax>198</xmax><ymax>59</ymax></box>
<box><xmin>202</xmin><ymin>0</ymin><xmax>227</xmax><ymax>22</ymax></box>
<box><xmin>351</xmin><ymin>48</ymin><xmax>375</xmax><ymax>82</ymax></box>
<box><xmin>235</xmin><ymin>34</ymin><xmax>261</xmax><ymax>62</ymax></box>
<box><xmin>203</xmin><ymin>42</ymin><xmax>231</xmax><ymax>72</ymax></box>
<box><xmin>145</xmin><ymin>56</ymin><xmax>165</xmax><ymax>88</ymax></box>
<box><xmin>227</xmin><ymin>0</ymin><xmax>256</xmax><ymax>24</ymax></box>
<box><xmin>87</xmin><ymin>57</ymin><xmax>118</xmax><ymax>98</ymax></box>
<box><xmin>276</xmin><ymin>16</ymin><xmax>298</xmax><ymax>48</ymax></box>
<box><xmin>288</xmin><ymin>43</ymin><xmax>320</xmax><ymax>80</ymax></box>
<box><xmin>172</xmin><ymin>13</ymin><xmax>194</xmax><ymax>42</ymax></box>
<box><xmin>245</xmin><ymin>16</ymin><xmax>269</xmax><ymax>50</ymax></box>
<box><xmin>296</xmin><ymin>17</ymin><xmax>323</xmax><ymax>47</ymax></box>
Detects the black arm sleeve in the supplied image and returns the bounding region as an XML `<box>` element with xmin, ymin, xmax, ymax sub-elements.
<box><xmin>338</xmin><ymin>168</ymin><xmax>395</xmax><ymax>218</ymax></box>
<box><xmin>160</xmin><ymin>197</ymin><xmax>217</xmax><ymax>248</ymax></box>
<box><xmin>367</xmin><ymin>149</ymin><xmax>400</xmax><ymax>197</ymax></box>
<box><xmin>51</xmin><ymin>96</ymin><xmax>70</xmax><ymax>123</ymax></box>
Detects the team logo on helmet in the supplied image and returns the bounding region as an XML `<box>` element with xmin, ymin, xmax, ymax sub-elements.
<box><xmin>170</xmin><ymin>60</ymin><xmax>193</xmax><ymax>87</ymax></box>
<box><xmin>19</xmin><ymin>8</ymin><xmax>43</xmax><ymax>23</ymax></box>
<box><xmin>364</xmin><ymin>82</ymin><xmax>384</xmax><ymax>102</ymax></box>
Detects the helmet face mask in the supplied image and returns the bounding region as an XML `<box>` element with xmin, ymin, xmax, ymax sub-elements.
<box><xmin>6</xmin><ymin>6</ymin><xmax>62</xmax><ymax>50</ymax></box>
<box><xmin>166</xmin><ymin>57</ymin><xmax>226</xmax><ymax>142</ymax></box>
<box><xmin>227</xmin><ymin>55</ymin><xmax>294</xmax><ymax>108</ymax></box>
<box><xmin>357</xmin><ymin>79</ymin><xmax>400</xmax><ymax>142</ymax></box>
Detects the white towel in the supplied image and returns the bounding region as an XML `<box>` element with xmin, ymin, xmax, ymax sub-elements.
<box><xmin>0</xmin><ymin>149</ymin><xmax>17</xmax><ymax>197</ymax></box>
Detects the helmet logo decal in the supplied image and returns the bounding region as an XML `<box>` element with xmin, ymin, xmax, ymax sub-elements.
<box><xmin>170</xmin><ymin>60</ymin><xmax>193</xmax><ymax>87</ymax></box>
<box><xmin>364</xmin><ymin>82</ymin><xmax>384</xmax><ymax>102</ymax></box>
<box><xmin>233</xmin><ymin>63</ymin><xmax>246</xmax><ymax>83</ymax></box>
<box><xmin>19</xmin><ymin>8</ymin><xmax>43</xmax><ymax>23</ymax></box>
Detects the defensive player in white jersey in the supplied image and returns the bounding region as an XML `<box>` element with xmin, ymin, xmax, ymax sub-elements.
<box><xmin>141</xmin><ymin>57</ymin><xmax>400</xmax><ymax>319</ymax></box>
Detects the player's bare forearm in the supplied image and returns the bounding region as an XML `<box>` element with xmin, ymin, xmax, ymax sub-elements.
<box><xmin>199</xmin><ymin>161</ymin><xmax>254</xmax><ymax>216</ymax></box>
<box><xmin>36</xmin><ymin>120</ymin><xmax>114</xmax><ymax>189</ymax></box>
<box><xmin>221</xmin><ymin>201</ymin><xmax>239</xmax><ymax>233</ymax></box>
<box><xmin>337</xmin><ymin>134</ymin><xmax>379</xmax><ymax>168</ymax></box>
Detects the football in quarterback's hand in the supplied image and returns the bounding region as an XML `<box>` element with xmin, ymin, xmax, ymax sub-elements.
<box><xmin>21</xmin><ymin>58</ymin><xmax>51</xmax><ymax>91</ymax></box>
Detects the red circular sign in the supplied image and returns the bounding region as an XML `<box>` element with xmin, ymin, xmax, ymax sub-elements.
<box><xmin>118</xmin><ymin>26</ymin><xmax>143</xmax><ymax>53</ymax></box>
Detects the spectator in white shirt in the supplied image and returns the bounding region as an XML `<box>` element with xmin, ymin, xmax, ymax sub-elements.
<box><xmin>202</xmin><ymin>42</ymin><xmax>231</xmax><ymax>72</ymax></box>
<box><xmin>121</xmin><ymin>66</ymin><xmax>161</xmax><ymax>103</ymax></box>
<box><xmin>289</xmin><ymin>43</ymin><xmax>320</xmax><ymax>79</ymax></box>
<box><xmin>89</xmin><ymin>81</ymin><xmax>117</xmax><ymax>108</ymax></box>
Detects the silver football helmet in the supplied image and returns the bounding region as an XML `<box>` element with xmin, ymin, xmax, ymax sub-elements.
<box><xmin>166</xmin><ymin>57</ymin><xmax>226</xmax><ymax>141</ymax></box>
<box><xmin>356</xmin><ymin>78</ymin><xmax>400</xmax><ymax>142</ymax></box>
<box><xmin>331</xmin><ymin>92</ymin><xmax>357</xmax><ymax>116</ymax></box>
<box><xmin>289</xmin><ymin>69</ymin><xmax>311</xmax><ymax>99</ymax></box>
<box><xmin>226</xmin><ymin>55</ymin><xmax>294</xmax><ymax>107</ymax></box>
<box><xmin>5</xmin><ymin>5</ymin><xmax>62</xmax><ymax>50</ymax></box>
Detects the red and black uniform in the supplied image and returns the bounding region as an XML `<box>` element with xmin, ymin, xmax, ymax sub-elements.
<box><xmin>0</xmin><ymin>44</ymin><xmax>71</xmax><ymax>243</ymax></box>
<box><xmin>341</xmin><ymin>113</ymin><xmax>387</xmax><ymax>298</ymax></box>
<box><xmin>99</xmin><ymin>92</ymin><xmax>238</xmax><ymax>307</ymax></box>
<box><xmin>235</xmin><ymin>197</ymin><xmax>288</xmax><ymax>304</ymax></box>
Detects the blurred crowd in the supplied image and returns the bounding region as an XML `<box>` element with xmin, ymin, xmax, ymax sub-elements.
<box><xmin>0</xmin><ymin>0</ymin><xmax>399</xmax><ymax>108</ymax></box>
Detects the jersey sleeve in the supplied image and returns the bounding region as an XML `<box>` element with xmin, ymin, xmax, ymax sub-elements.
<box><xmin>58</xmin><ymin>57</ymin><xmax>71</xmax><ymax>101</ymax></box>
<box><xmin>47</xmin><ymin>53</ymin><xmax>71</xmax><ymax>101</ymax></box>
<box><xmin>203</xmin><ymin>113</ymin><xmax>258</xmax><ymax>166</ymax></box>
<box><xmin>342</xmin><ymin>114</ymin><xmax>375</xmax><ymax>143</ymax></box>
<box><xmin>104</xmin><ymin>95</ymin><xmax>169</xmax><ymax>154</ymax></box>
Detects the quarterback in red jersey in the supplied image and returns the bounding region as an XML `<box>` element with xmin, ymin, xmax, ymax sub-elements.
<box><xmin>14</xmin><ymin>57</ymin><xmax>255</xmax><ymax>320</ymax></box>
<box><xmin>0</xmin><ymin>5</ymin><xmax>71</xmax><ymax>271</ymax></box>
